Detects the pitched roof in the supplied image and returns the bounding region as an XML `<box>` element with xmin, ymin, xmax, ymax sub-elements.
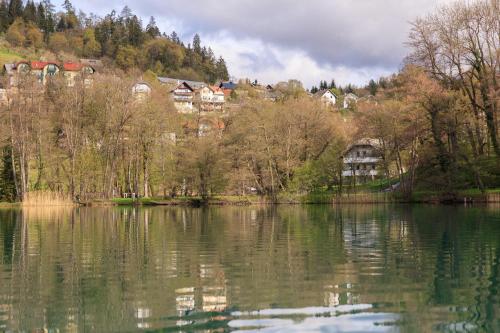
<box><xmin>63</xmin><ymin>62</ymin><xmax>83</xmax><ymax>71</ymax></box>
<box><xmin>313</xmin><ymin>89</ymin><xmax>336</xmax><ymax>98</ymax></box>
<box><xmin>172</xmin><ymin>81</ymin><xmax>194</xmax><ymax>92</ymax></box>
<box><xmin>80</xmin><ymin>59</ymin><xmax>103</xmax><ymax>69</ymax></box>
<box><xmin>210</xmin><ymin>85</ymin><xmax>224</xmax><ymax>94</ymax></box>
<box><xmin>219</xmin><ymin>81</ymin><xmax>237</xmax><ymax>90</ymax></box>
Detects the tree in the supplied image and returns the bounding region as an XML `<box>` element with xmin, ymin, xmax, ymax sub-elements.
<box><xmin>26</xmin><ymin>22</ymin><xmax>44</xmax><ymax>49</ymax></box>
<box><xmin>145</xmin><ymin>16</ymin><xmax>160</xmax><ymax>38</ymax></box>
<box><xmin>8</xmin><ymin>0</ymin><xmax>24</xmax><ymax>24</ymax></box>
<box><xmin>409</xmin><ymin>0</ymin><xmax>499</xmax><ymax>156</ymax></box>
<box><xmin>368</xmin><ymin>79</ymin><xmax>378</xmax><ymax>96</ymax></box>
<box><xmin>193</xmin><ymin>33</ymin><xmax>201</xmax><ymax>54</ymax></box>
<box><xmin>5</xmin><ymin>18</ymin><xmax>25</xmax><ymax>46</ymax></box>
<box><xmin>0</xmin><ymin>146</ymin><xmax>18</xmax><ymax>202</ymax></box>
<box><xmin>82</xmin><ymin>28</ymin><xmax>101</xmax><ymax>57</ymax></box>
<box><xmin>48</xmin><ymin>32</ymin><xmax>69</xmax><ymax>51</ymax></box>
<box><xmin>115</xmin><ymin>45</ymin><xmax>138</xmax><ymax>69</ymax></box>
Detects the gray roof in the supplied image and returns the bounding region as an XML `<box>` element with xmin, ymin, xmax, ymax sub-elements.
<box><xmin>158</xmin><ymin>77</ymin><xmax>206</xmax><ymax>89</ymax></box>
<box><xmin>80</xmin><ymin>59</ymin><xmax>103</xmax><ymax>69</ymax></box>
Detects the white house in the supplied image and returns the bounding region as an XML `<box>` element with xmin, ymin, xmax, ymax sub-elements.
<box><xmin>172</xmin><ymin>82</ymin><xmax>195</xmax><ymax>113</ymax></box>
<box><xmin>314</xmin><ymin>89</ymin><xmax>337</xmax><ymax>107</ymax></box>
<box><xmin>342</xmin><ymin>139</ymin><xmax>382</xmax><ymax>180</ymax></box>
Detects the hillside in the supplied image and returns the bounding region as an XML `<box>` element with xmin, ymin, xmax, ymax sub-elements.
<box><xmin>0</xmin><ymin>0</ymin><xmax>230</xmax><ymax>84</ymax></box>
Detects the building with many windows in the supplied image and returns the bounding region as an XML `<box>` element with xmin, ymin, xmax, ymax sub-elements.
<box><xmin>342</xmin><ymin>139</ymin><xmax>382</xmax><ymax>180</ymax></box>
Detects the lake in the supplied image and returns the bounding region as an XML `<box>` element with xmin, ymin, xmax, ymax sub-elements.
<box><xmin>0</xmin><ymin>205</ymin><xmax>499</xmax><ymax>332</ymax></box>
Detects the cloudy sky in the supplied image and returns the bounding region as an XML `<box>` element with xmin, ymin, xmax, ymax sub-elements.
<box><xmin>71</xmin><ymin>0</ymin><xmax>454</xmax><ymax>88</ymax></box>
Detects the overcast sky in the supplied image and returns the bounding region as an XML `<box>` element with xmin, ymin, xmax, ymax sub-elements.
<box><xmin>70</xmin><ymin>0</ymin><xmax>455</xmax><ymax>88</ymax></box>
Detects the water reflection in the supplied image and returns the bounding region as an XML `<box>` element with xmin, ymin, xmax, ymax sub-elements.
<box><xmin>0</xmin><ymin>205</ymin><xmax>498</xmax><ymax>332</ymax></box>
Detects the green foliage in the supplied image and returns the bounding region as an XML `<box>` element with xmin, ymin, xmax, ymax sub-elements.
<box><xmin>0</xmin><ymin>146</ymin><xmax>17</xmax><ymax>202</ymax></box>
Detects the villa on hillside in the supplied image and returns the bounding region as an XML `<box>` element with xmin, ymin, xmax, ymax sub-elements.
<box><xmin>342</xmin><ymin>139</ymin><xmax>382</xmax><ymax>181</ymax></box>
<box><xmin>172</xmin><ymin>82</ymin><xmax>195</xmax><ymax>112</ymax></box>
<box><xmin>199</xmin><ymin>86</ymin><xmax>225</xmax><ymax>112</ymax></box>
<box><xmin>314</xmin><ymin>89</ymin><xmax>337</xmax><ymax>107</ymax></box>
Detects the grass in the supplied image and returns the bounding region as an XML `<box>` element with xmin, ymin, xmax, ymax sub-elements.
<box><xmin>0</xmin><ymin>47</ymin><xmax>22</xmax><ymax>67</ymax></box>
<box><xmin>22</xmin><ymin>191</ymin><xmax>74</xmax><ymax>207</ymax></box>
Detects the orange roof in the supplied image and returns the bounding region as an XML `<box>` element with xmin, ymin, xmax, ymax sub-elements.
<box><xmin>63</xmin><ymin>62</ymin><xmax>83</xmax><ymax>71</ymax></box>
<box><xmin>30</xmin><ymin>61</ymin><xmax>58</xmax><ymax>70</ymax></box>
<box><xmin>210</xmin><ymin>86</ymin><xmax>224</xmax><ymax>94</ymax></box>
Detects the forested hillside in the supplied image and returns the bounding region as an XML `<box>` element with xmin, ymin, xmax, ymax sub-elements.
<box><xmin>0</xmin><ymin>0</ymin><xmax>229</xmax><ymax>83</ymax></box>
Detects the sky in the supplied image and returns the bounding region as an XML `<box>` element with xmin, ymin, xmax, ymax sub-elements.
<box><xmin>70</xmin><ymin>0</ymin><xmax>455</xmax><ymax>88</ymax></box>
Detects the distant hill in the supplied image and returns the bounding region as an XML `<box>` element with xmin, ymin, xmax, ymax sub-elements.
<box><xmin>0</xmin><ymin>0</ymin><xmax>229</xmax><ymax>84</ymax></box>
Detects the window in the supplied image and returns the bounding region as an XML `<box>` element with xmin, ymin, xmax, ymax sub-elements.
<box><xmin>362</xmin><ymin>151</ymin><xmax>366</xmax><ymax>157</ymax></box>
<box><xmin>46</xmin><ymin>64</ymin><xmax>58</xmax><ymax>75</ymax></box>
<box><xmin>356</xmin><ymin>151</ymin><xmax>360</xmax><ymax>157</ymax></box>
<box><xmin>356</xmin><ymin>165</ymin><xmax>360</xmax><ymax>170</ymax></box>
<box><xmin>372</xmin><ymin>164</ymin><xmax>376</xmax><ymax>170</ymax></box>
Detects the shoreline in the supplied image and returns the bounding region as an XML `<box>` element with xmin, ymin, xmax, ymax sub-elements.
<box><xmin>1</xmin><ymin>190</ymin><xmax>499</xmax><ymax>208</ymax></box>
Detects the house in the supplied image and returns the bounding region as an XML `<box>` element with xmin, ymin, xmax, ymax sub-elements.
<box><xmin>3</xmin><ymin>60</ymin><xmax>98</xmax><ymax>87</ymax></box>
<box><xmin>132</xmin><ymin>82</ymin><xmax>152</xmax><ymax>101</ymax></box>
<box><xmin>198</xmin><ymin>86</ymin><xmax>225</xmax><ymax>112</ymax></box>
<box><xmin>314</xmin><ymin>89</ymin><xmax>337</xmax><ymax>107</ymax></box>
<box><xmin>342</xmin><ymin>139</ymin><xmax>382</xmax><ymax>180</ymax></box>
<box><xmin>172</xmin><ymin>82</ymin><xmax>195</xmax><ymax>112</ymax></box>
<box><xmin>343</xmin><ymin>93</ymin><xmax>359</xmax><ymax>109</ymax></box>
<box><xmin>219</xmin><ymin>81</ymin><xmax>237</xmax><ymax>97</ymax></box>
<box><xmin>30</xmin><ymin>61</ymin><xmax>59</xmax><ymax>84</ymax></box>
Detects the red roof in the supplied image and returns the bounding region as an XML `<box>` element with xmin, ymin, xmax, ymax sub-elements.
<box><xmin>63</xmin><ymin>62</ymin><xmax>83</xmax><ymax>71</ymax></box>
<box><xmin>30</xmin><ymin>61</ymin><xmax>59</xmax><ymax>70</ymax></box>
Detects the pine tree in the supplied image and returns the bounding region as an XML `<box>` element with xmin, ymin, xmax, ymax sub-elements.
<box><xmin>368</xmin><ymin>79</ymin><xmax>378</xmax><ymax>96</ymax></box>
<box><xmin>23</xmin><ymin>0</ymin><xmax>37</xmax><ymax>23</ymax></box>
<box><xmin>0</xmin><ymin>1</ymin><xmax>9</xmax><ymax>32</ymax></box>
<box><xmin>145</xmin><ymin>16</ymin><xmax>160</xmax><ymax>38</ymax></box>
<box><xmin>8</xmin><ymin>0</ymin><xmax>24</xmax><ymax>24</ymax></box>
<box><xmin>193</xmin><ymin>33</ymin><xmax>201</xmax><ymax>54</ymax></box>
<box><xmin>215</xmin><ymin>56</ymin><xmax>229</xmax><ymax>81</ymax></box>
<box><xmin>0</xmin><ymin>146</ymin><xmax>17</xmax><ymax>202</ymax></box>
<box><xmin>329</xmin><ymin>79</ymin><xmax>336</xmax><ymax>89</ymax></box>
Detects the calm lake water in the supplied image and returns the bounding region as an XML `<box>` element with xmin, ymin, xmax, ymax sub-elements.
<box><xmin>0</xmin><ymin>205</ymin><xmax>499</xmax><ymax>332</ymax></box>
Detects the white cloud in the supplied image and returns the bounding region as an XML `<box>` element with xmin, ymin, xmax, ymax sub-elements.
<box><xmin>72</xmin><ymin>0</ymin><xmax>458</xmax><ymax>87</ymax></box>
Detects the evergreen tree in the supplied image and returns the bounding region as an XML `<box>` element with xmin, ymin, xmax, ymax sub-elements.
<box><xmin>193</xmin><ymin>33</ymin><xmax>201</xmax><ymax>54</ymax></box>
<box><xmin>23</xmin><ymin>0</ymin><xmax>37</xmax><ymax>23</ymax></box>
<box><xmin>0</xmin><ymin>1</ymin><xmax>9</xmax><ymax>32</ymax></box>
<box><xmin>329</xmin><ymin>79</ymin><xmax>336</xmax><ymax>89</ymax></box>
<box><xmin>8</xmin><ymin>0</ymin><xmax>24</xmax><ymax>24</ymax></box>
<box><xmin>170</xmin><ymin>31</ymin><xmax>180</xmax><ymax>43</ymax></box>
<box><xmin>126</xmin><ymin>15</ymin><xmax>144</xmax><ymax>46</ymax></box>
<box><xmin>0</xmin><ymin>146</ymin><xmax>17</xmax><ymax>202</ymax></box>
<box><xmin>368</xmin><ymin>79</ymin><xmax>378</xmax><ymax>95</ymax></box>
<box><xmin>145</xmin><ymin>16</ymin><xmax>160</xmax><ymax>38</ymax></box>
<box><xmin>215</xmin><ymin>56</ymin><xmax>229</xmax><ymax>81</ymax></box>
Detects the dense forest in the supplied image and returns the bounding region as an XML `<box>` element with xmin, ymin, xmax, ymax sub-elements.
<box><xmin>0</xmin><ymin>0</ymin><xmax>229</xmax><ymax>83</ymax></box>
<box><xmin>0</xmin><ymin>0</ymin><xmax>498</xmax><ymax>203</ymax></box>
